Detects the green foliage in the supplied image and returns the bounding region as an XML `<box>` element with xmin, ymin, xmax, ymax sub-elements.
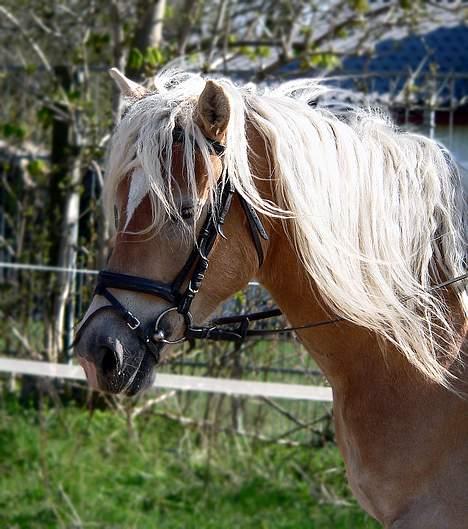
<box><xmin>302</xmin><ymin>53</ymin><xmax>341</xmax><ymax>70</ymax></box>
<box><xmin>26</xmin><ymin>159</ymin><xmax>48</xmax><ymax>179</ymax></box>
<box><xmin>239</xmin><ymin>46</ymin><xmax>271</xmax><ymax>61</ymax></box>
<box><xmin>24</xmin><ymin>64</ymin><xmax>38</xmax><ymax>75</ymax></box>
<box><xmin>36</xmin><ymin>106</ymin><xmax>54</xmax><ymax>129</ymax></box>
<box><xmin>146</xmin><ymin>46</ymin><xmax>165</xmax><ymax>67</ymax></box>
<box><xmin>0</xmin><ymin>396</ymin><xmax>380</xmax><ymax>529</ymax></box>
<box><xmin>349</xmin><ymin>0</ymin><xmax>369</xmax><ymax>12</ymax></box>
<box><xmin>128</xmin><ymin>47</ymin><xmax>145</xmax><ymax>70</ymax></box>
<box><xmin>233</xmin><ymin>290</ymin><xmax>247</xmax><ymax>304</ymax></box>
<box><xmin>66</xmin><ymin>89</ymin><xmax>82</xmax><ymax>103</ymax></box>
<box><xmin>127</xmin><ymin>45</ymin><xmax>168</xmax><ymax>75</ymax></box>
<box><xmin>257</xmin><ymin>46</ymin><xmax>271</xmax><ymax>59</ymax></box>
<box><xmin>335</xmin><ymin>27</ymin><xmax>349</xmax><ymax>39</ymax></box>
<box><xmin>86</xmin><ymin>32</ymin><xmax>111</xmax><ymax>54</ymax></box>
<box><xmin>1</xmin><ymin>121</ymin><xmax>27</xmax><ymax>140</ymax></box>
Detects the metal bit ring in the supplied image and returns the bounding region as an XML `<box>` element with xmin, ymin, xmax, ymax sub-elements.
<box><xmin>152</xmin><ymin>307</ymin><xmax>192</xmax><ymax>344</ymax></box>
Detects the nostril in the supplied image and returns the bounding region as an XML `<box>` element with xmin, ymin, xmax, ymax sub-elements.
<box><xmin>99</xmin><ymin>346</ymin><xmax>118</xmax><ymax>376</ymax></box>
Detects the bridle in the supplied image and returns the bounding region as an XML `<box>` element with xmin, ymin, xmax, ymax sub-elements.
<box><xmin>75</xmin><ymin>126</ymin><xmax>468</xmax><ymax>366</ymax></box>
<box><xmin>75</xmin><ymin>127</ymin><xmax>275</xmax><ymax>363</ymax></box>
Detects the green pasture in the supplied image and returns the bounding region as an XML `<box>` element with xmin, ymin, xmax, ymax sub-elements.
<box><xmin>0</xmin><ymin>389</ymin><xmax>379</xmax><ymax>529</ymax></box>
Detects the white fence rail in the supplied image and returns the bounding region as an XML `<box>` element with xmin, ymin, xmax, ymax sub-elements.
<box><xmin>0</xmin><ymin>357</ymin><xmax>333</xmax><ymax>402</ymax></box>
<box><xmin>0</xmin><ymin>261</ymin><xmax>99</xmax><ymax>274</ymax></box>
<box><xmin>0</xmin><ymin>261</ymin><xmax>262</xmax><ymax>287</ymax></box>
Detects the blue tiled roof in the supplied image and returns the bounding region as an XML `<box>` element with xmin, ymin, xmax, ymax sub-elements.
<box><xmin>337</xmin><ymin>24</ymin><xmax>468</xmax><ymax>101</ymax></box>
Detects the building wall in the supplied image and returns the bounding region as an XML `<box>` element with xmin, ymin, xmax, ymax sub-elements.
<box><xmin>435</xmin><ymin>125</ymin><xmax>468</xmax><ymax>189</ymax></box>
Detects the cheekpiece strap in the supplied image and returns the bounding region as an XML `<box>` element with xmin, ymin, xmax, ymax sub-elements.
<box><xmin>172</xmin><ymin>126</ymin><xmax>225</xmax><ymax>156</ymax></box>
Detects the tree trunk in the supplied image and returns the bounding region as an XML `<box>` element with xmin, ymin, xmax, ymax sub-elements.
<box><xmin>48</xmin><ymin>66</ymin><xmax>82</xmax><ymax>361</ymax></box>
<box><xmin>176</xmin><ymin>0</ymin><xmax>202</xmax><ymax>56</ymax></box>
<box><xmin>109</xmin><ymin>0</ymin><xmax>127</xmax><ymax>120</ymax></box>
<box><xmin>126</xmin><ymin>0</ymin><xmax>167</xmax><ymax>81</ymax></box>
<box><xmin>51</xmin><ymin>152</ymin><xmax>81</xmax><ymax>361</ymax></box>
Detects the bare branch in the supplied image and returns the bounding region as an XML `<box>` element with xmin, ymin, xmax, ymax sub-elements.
<box><xmin>29</xmin><ymin>12</ymin><xmax>61</xmax><ymax>37</ymax></box>
<box><xmin>205</xmin><ymin>0</ymin><xmax>230</xmax><ymax>69</ymax></box>
<box><xmin>131</xmin><ymin>390</ymin><xmax>177</xmax><ymax>419</ymax></box>
<box><xmin>260</xmin><ymin>396</ymin><xmax>307</xmax><ymax>427</ymax></box>
<box><xmin>151</xmin><ymin>410</ymin><xmax>315</xmax><ymax>447</ymax></box>
<box><xmin>0</xmin><ymin>6</ymin><xmax>52</xmax><ymax>73</ymax></box>
<box><xmin>6</xmin><ymin>315</ymin><xmax>42</xmax><ymax>360</ymax></box>
<box><xmin>255</xmin><ymin>2</ymin><xmax>397</xmax><ymax>79</ymax></box>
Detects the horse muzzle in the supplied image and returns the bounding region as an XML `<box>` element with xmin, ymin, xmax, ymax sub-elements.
<box><xmin>74</xmin><ymin>308</ymin><xmax>160</xmax><ymax>396</ymax></box>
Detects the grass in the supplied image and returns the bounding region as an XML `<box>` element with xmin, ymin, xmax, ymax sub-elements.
<box><xmin>0</xmin><ymin>391</ymin><xmax>380</xmax><ymax>529</ymax></box>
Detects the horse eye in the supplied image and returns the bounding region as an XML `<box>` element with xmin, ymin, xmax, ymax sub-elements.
<box><xmin>181</xmin><ymin>206</ymin><xmax>194</xmax><ymax>220</ymax></box>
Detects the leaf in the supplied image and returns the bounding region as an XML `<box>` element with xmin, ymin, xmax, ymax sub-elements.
<box><xmin>86</xmin><ymin>32</ymin><xmax>110</xmax><ymax>54</ymax></box>
<box><xmin>67</xmin><ymin>89</ymin><xmax>81</xmax><ymax>102</ymax></box>
<box><xmin>335</xmin><ymin>28</ymin><xmax>348</xmax><ymax>39</ymax></box>
<box><xmin>257</xmin><ymin>46</ymin><xmax>271</xmax><ymax>59</ymax></box>
<box><xmin>1</xmin><ymin>122</ymin><xmax>26</xmax><ymax>140</ymax></box>
<box><xmin>25</xmin><ymin>64</ymin><xmax>38</xmax><ymax>75</ymax></box>
<box><xmin>145</xmin><ymin>47</ymin><xmax>163</xmax><ymax>67</ymax></box>
<box><xmin>233</xmin><ymin>291</ymin><xmax>246</xmax><ymax>304</ymax></box>
<box><xmin>238</xmin><ymin>46</ymin><xmax>258</xmax><ymax>61</ymax></box>
<box><xmin>37</xmin><ymin>107</ymin><xmax>53</xmax><ymax>129</ymax></box>
<box><xmin>128</xmin><ymin>48</ymin><xmax>144</xmax><ymax>70</ymax></box>
<box><xmin>349</xmin><ymin>0</ymin><xmax>369</xmax><ymax>12</ymax></box>
<box><xmin>307</xmin><ymin>53</ymin><xmax>341</xmax><ymax>70</ymax></box>
<box><xmin>27</xmin><ymin>159</ymin><xmax>48</xmax><ymax>178</ymax></box>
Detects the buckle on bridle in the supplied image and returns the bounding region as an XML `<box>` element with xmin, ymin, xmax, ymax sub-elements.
<box><xmin>187</xmin><ymin>282</ymin><xmax>199</xmax><ymax>295</ymax></box>
<box><xmin>125</xmin><ymin>311</ymin><xmax>141</xmax><ymax>330</ymax></box>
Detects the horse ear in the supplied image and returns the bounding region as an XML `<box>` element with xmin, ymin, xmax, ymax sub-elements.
<box><xmin>196</xmin><ymin>80</ymin><xmax>230</xmax><ymax>141</ymax></box>
<box><xmin>109</xmin><ymin>68</ymin><xmax>149</xmax><ymax>98</ymax></box>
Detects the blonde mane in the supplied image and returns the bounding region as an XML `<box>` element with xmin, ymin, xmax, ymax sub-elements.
<box><xmin>105</xmin><ymin>69</ymin><xmax>467</xmax><ymax>387</ymax></box>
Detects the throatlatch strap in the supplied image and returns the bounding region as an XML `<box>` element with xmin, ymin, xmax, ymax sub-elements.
<box><xmin>238</xmin><ymin>195</ymin><xmax>269</xmax><ymax>267</ymax></box>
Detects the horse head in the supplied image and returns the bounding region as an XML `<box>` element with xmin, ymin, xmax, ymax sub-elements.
<box><xmin>74</xmin><ymin>70</ymin><xmax>268</xmax><ymax>395</ymax></box>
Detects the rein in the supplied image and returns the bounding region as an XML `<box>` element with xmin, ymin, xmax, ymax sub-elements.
<box><xmin>76</xmin><ymin>127</ymin><xmax>468</xmax><ymax>365</ymax></box>
<box><xmin>185</xmin><ymin>272</ymin><xmax>468</xmax><ymax>343</ymax></box>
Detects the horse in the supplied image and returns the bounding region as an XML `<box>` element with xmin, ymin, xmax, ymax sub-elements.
<box><xmin>74</xmin><ymin>68</ymin><xmax>467</xmax><ymax>528</ymax></box>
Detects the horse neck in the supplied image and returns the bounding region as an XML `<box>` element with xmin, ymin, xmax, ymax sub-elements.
<box><xmin>248</xmin><ymin>145</ymin><xmax>423</xmax><ymax>392</ymax></box>
<box><xmin>245</xmin><ymin>120</ymin><xmax>466</xmax><ymax>391</ymax></box>
<box><xmin>244</xmin><ymin>124</ymin><xmax>384</xmax><ymax>386</ymax></box>
<box><xmin>257</xmin><ymin>214</ymin><xmax>467</xmax><ymax>395</ymax></box>
<box><xmin>256</xmin><ymin>226</ymin><xmax>386</xmax><ymax>387</ymax></box>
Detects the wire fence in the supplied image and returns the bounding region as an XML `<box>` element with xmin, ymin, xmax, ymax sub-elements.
<box><xmin>0</xmin><ymin>259</ymin><xmax>333</xmax><ymax>446</ymax></box>
<box><xmin>0</xmin><ymin>260</ymin><xmax>319</xmax><ymax>375</ymax></box>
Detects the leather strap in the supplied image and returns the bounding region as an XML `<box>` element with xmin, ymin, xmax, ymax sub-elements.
<box><xmin>238</xmin><ymin>194</ymin><xmax>269</xmax><ymax>267</ymax></box>
<box><xmin>172</xmin><ymin>126</ymin><xmax>226</xmax><ymax>156</ymax></box>
<box><xmin>97</xmin><ymin>270</ymin><xmax>178</xmax><ymax>304</ymax></box>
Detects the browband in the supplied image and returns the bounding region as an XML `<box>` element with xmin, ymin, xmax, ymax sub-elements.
<box><xmin>172</xmin><ymin>126</ymin><xmax>226</xmax><ymax>156</ymax></box>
